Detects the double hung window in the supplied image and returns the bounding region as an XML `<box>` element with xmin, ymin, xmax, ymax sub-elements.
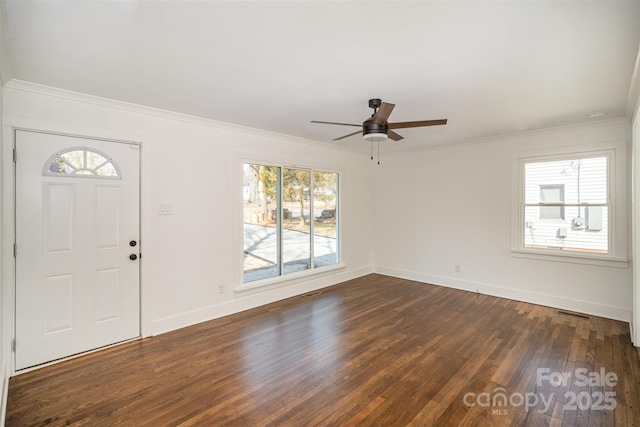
<box><xmin>517</xmin><ymin>150</ymin><xmax>617</xmax><ymax>258</ymax></box>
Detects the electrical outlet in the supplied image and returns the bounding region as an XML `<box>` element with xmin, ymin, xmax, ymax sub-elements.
<box><xmin>454</xmin><ymin>264</ymin><xmax>461</xmax><ymax>273</ymax></box>
<box><xmin>158</xmin><ymin>203</ymin><xmax>173</xmax><ymax>215</ymax></box>
<box><xmin>218</xmin><ymin>283</ymin><xmax>225</xmax><ymax>294</ymax></box>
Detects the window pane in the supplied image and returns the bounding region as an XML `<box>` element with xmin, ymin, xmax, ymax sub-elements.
<box><xmin>282</xmin><ymin>168</ymin><xmax>311</xmax><ymax>274</ymax></box>
<box><xmin>60</xmin><ymin>150</ymin><xmax>83</xmax><ymax>170</ymax></box>
<box><xmin>524</xmin><ymin>206</ymin><xmax>608</xmax><ymax>253</ymax></box>
<box><xmin>85</xmin><ymin>150</ymin><xmax>109</xmax><ymax>170</ymax></box>
<box><xmin>243</xmin><ymin>164</ymin><xmax>280</xmax><ymax>282</ymax></box>
<box><xmin>49</xmin><ymin>157</ymin><xmax>73</xmax><ymax>174</ymax></box>
<box><xmin>525</xmin><ymin>157</ymin><xmax>607</xmax><ymax>204</ymax></box>
<box><xmin>313</xmin><ymin>171</ymin><xmax>338</xmax><ymax>267</ymax></box>
<box><xmin>95</xmin><ymin>162</ymin><xmax>119</xmax><ymax>177</ymax></box>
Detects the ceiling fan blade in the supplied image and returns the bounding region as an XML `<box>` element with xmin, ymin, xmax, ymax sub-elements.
<box><xmin>311</xmin><ymin>120</ymin><xmax>361</xmax><ymax>127</ymax></box>
<box><xmin>388</xmin><ymin>130</ymin><xmax>404</xmax><ymax>141</ymax></box>
<box><xmin>389</xmin><ymin>119</ymin><xmax>447</xmax><ymax>129</ymax></box>
<box><xmin>372</xmin><ymin>102</ymin><xmax>395</xmax><ymax>125</ymax></box>
<box><xmin>333</xmin><ymin>129</ymin><xmax>362</xmax><ymax>141</ymax></box>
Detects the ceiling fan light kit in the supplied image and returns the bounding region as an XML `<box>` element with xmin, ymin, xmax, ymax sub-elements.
<box><xmin>362</xmin><ymin>130</ymin><xmax>388</xmax><ymax>142</ymax></box>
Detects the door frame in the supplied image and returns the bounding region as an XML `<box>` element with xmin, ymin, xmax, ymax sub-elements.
<box><xmin>2</xmin><ymin>118</ymin><xmax>153</xmax><ymax>375</ymax></box>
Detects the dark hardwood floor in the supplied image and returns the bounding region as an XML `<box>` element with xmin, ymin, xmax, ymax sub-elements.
<box><xmin>6</xmin><ymin>274</ymin><xmax>640</xmax><ymax>426</ymax></box>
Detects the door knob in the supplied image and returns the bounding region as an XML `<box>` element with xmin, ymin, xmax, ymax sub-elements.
<box><xmin>129</xmin><ymin>254</ymin><xmax>138</xmax><ymax>261</ymax></box>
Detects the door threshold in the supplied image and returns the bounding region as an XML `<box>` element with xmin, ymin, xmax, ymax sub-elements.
<box><xmin>13</xmin><ymin>336</ymin><xmax>142</xmax><ymax>376</ymax></box>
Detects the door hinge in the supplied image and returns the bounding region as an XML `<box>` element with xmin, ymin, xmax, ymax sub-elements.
<box><xmin>12</xmin><ymin>148</ymin><xmax>16</xmax><ymax>163</ymax></box>
<box><xmin>13</xmin><ymin>243</ymin><xmax>17</xmax><ymax>257</ymax></box>
<box><xmin>11</xmin><ymin>339</ymin><xmax>16</xmax><ymax>352</ymax></box>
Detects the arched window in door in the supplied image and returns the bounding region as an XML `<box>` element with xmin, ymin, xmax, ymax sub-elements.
<box><xmin>43</xmin><ymin>146</ymin><xmax>121</xmax><ymax>179</ymax></box>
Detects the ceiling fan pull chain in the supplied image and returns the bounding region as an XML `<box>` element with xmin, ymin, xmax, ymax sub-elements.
<box><xmin>377</xmin><ymin>140</ymin><xmax>381</xmax><ymax>165</ymax></box>
<box><xmin>370</xmin><ymin>140</ymin><xmax>373</xmax><ymax>160</ymax></box>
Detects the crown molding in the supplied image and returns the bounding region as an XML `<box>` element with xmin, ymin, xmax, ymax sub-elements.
<box><xmin>381</xmin><ymin>116</ymin><xmax>631</xmax><ymax>158</ymax></box>
<box><xmin>4</xmin><ymin>79</ymin><xmax>362</xmax><ymax>155</ymax></box>
<box><xmin>6</xmin><ymin>79</ymin><xmax>631</xmax><ymax>160</ymax></box>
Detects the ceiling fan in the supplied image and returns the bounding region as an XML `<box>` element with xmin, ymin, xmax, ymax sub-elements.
<box><xmin>311</xmin><ymin>98</ymin><xmax>447</xmax><ymax>142</ymax></box>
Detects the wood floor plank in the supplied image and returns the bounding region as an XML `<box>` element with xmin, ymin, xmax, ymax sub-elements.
<box><xmin>6</xmin><ymin>274</ymin><xmax>640</xmax><ymax>426</ymax></box>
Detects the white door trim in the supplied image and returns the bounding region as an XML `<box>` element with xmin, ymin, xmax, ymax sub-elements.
<box><xmin>2</xmin><ymin>118</ymin><xmax>153</xmax><ymax>375</ymax></box>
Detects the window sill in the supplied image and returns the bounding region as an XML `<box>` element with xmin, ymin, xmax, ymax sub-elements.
<box><xmin>511</xmin><ymin>249</ymin><xmax>628</xmax><ymax>268</ymax></box>
<box><xmin>235</xmin><ymin>262</ymin><xmax>347</xmax><ymax>294</ymax></box>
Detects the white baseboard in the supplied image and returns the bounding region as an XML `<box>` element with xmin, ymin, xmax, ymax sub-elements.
<box><xmin>374</xmin><ymin>266</ymin><xmax>631</xmax><ymax>322</ymax></box>
<box><xmin>151</xmin><ymin>266</ymin><xmax>373</xmax><ymax>336</ymax></box>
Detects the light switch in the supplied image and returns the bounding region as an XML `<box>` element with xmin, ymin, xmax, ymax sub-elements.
<box><xmin>159</xmin><ymin>203</ymin><xmax>173</xmax><ymax>215</ymax></box>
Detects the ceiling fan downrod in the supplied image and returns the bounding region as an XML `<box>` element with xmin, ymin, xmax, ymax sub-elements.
<box><xmin>369</xmin><ymin>98</ymin><xmax>382</xmax><ymax>116</ymax></box>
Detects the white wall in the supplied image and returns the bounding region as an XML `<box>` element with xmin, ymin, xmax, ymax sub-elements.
<box><xmin>0</xmin><ymin>1</ymin><xmax>9</xmax><ymax>422</ymax></box>
<box><xmin>374</xmin><ymin>120</ymin><xmax>633</xmax><ymax>321</ymax></box>
<box><xmin>633</xmin><ymin>97</ymin><xmax>640</xmax><ymax>344</ymax></box>
<box><xmin>1</xmin><ymin>82</ymin><xmax>374</xmax><ymax>347</ymax></box>
<box><xmin>0</xmin><ymin>69</ymin><xmax>5</xmax><ymax>427</ymax></box>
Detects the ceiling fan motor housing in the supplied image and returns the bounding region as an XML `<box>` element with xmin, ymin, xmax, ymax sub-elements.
<box><xmin>363</xmin><ymin>118</ymin><xmax>388</xmax><ymax>137</ymax></box>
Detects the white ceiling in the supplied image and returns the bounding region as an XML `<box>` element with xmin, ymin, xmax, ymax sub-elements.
<box><xmin>3</xmin><ymin>1</ymin><xmax>640</xmax><ymax>153</ymax></box>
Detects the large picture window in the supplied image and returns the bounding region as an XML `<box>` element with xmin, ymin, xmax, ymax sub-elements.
<box><xmin>242</xmin><ymin>163</ymin><xmax>339</xmax><ymax>283</ymax></box>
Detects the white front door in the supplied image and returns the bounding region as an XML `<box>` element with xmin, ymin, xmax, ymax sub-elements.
<box><xmin>15</xmin><ymin>130</ymin><xmax>141</xmax><ymax>370</ymax></box>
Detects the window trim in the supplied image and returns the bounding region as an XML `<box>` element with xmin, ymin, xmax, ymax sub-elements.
<box><xmin>510</xmin><ymin>142</ymin><xmax>628</xmax><ymax>268</ymax></box>
<box><xmin>235</xmin><ymin>154</ymin><xmax>344</xmax><ymax>293</ymax></box>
